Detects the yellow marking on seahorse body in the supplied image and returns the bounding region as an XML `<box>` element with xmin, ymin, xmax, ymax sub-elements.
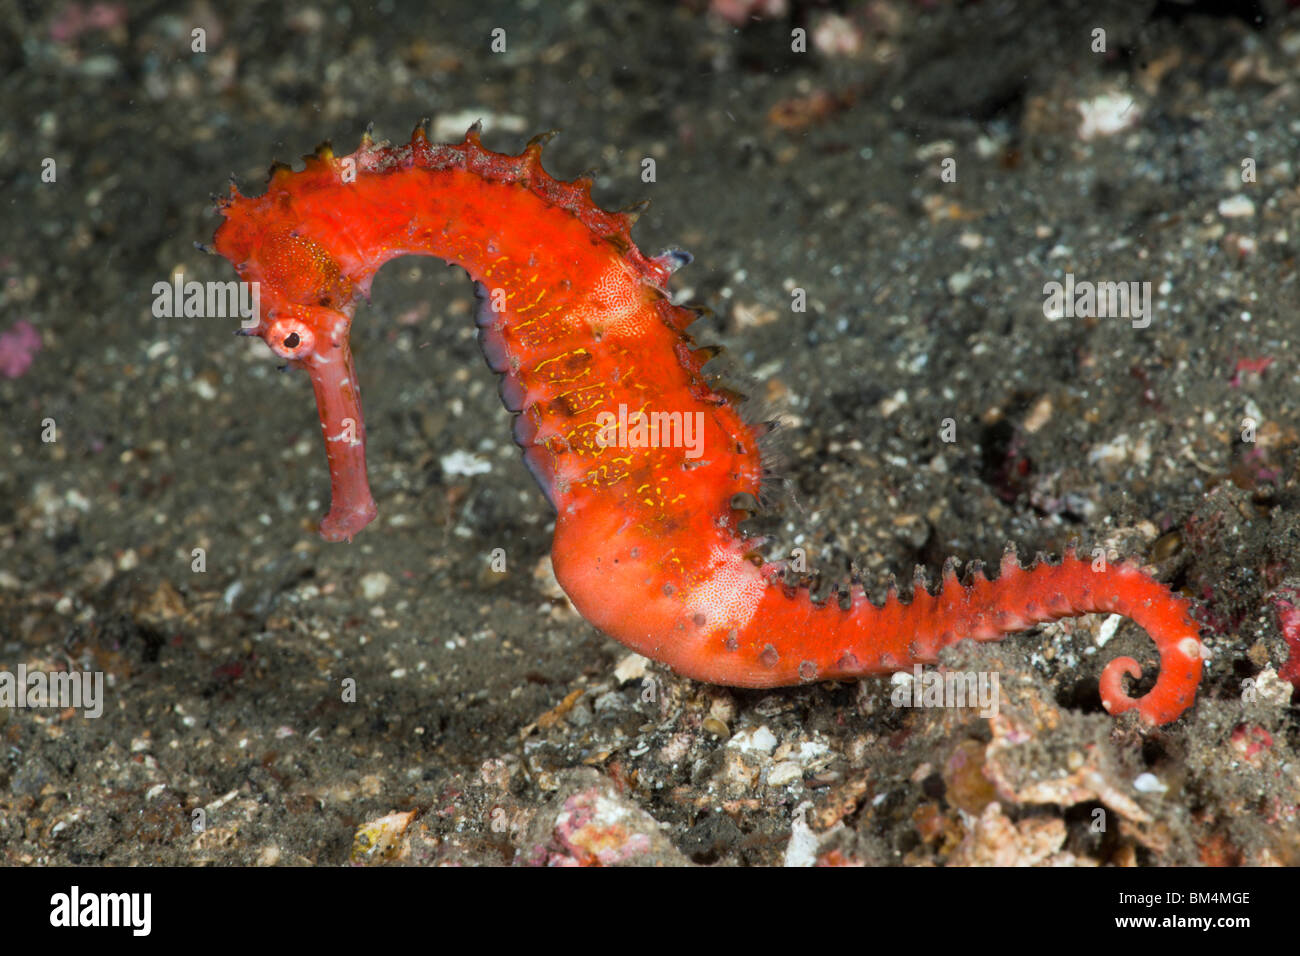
<box><xmin>514</xmin><ymin>286</ymin><xmax>548</xmax><ymax>313</ymax></box>
<box><xmin>531</xmin><ymin>348</ymin><xmax>593</xmax><ymax>385</ymax></box>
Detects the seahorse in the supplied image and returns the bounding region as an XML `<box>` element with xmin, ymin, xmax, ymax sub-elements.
<box><xmin>210</xmin><ymin>123</ymin><xmax>1205</xmax><ymax>726</ymax></box>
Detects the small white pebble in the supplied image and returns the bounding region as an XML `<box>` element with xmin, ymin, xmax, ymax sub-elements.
<box><xmin>1096</xmin><ymin>614</ymin><xmax>1122</xmax><ymax>647</ymax></box>
<box><xmin>795</xmin><ymin>741</ymin><xmax>829</xmax><ymax>761</ymax></box>
<box><xmin>1218</xmin><ymin>195</ymin><xmax>1255</xmax><ymax>218</ymax></box>
<box><xmin>1134</xmin><ymin>772</ymin><xmax>1167</xmax><ymax>794</ymax></box>
<box><xmin>359</xmin><ymin>571</ymin><xmax>390</xmax><ymax>600</ymax></box>
<box><xmin>613</xmin><ymin>653</ymin><xmax>648</xmax><ymax>684</ymax></box>
<box><xmin>783</xmin><ymin>803</ymin><xmax>820</xmax><ymax>868</ymax></box>
<box><xmin>441</xmin><ymin>450</ymin><xmax>492</xmax><ymax>477</ymax></box>
<box><xmin>1077</xmin><ymin>92</ymin><xmax>1141</xmax><ymax>140</ymax></box>
<box><xmin>878</xmin><ymin>389</ymin><xmax>908</xmax><ymax>417</ymax></box>
<box><xmin>768</xmin><ymin>761</ymin><xmax>803</xmax><ymax>787</ymax></box>
<box><xmin>728</xmin><ymin>725</ymin><xmax>778</xmax><ymax>755</ymax></box>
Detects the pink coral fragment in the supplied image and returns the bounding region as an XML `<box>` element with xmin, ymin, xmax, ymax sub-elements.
<box><xmin>0</xmin><ymin>320</ymin><xmax>41</xmax><ymax>380</ymax></box>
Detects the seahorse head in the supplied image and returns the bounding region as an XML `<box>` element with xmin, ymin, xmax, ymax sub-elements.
<box><xmin>239</xmin><ymin>230</ymin><xmax>356</xmax><ymax>365</ymax></box>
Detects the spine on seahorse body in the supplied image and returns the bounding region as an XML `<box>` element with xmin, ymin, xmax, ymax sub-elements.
<box><xmin>211</xmin><ymin>122</ymin><xmax>1205</xmax><ymax>725</ymax></box>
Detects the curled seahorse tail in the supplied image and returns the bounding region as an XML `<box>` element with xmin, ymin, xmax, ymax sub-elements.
<box><xmin>916</xmin><ymin>549</ymin><xmax>1206</xmax><ymax>726</ymax></box>
<box><xmin>557</xmin><ymin>519</ymin><xmax>1203</xmax><ymax>725</ymax></box>
<box><xmin>851</xmin><ymin>548</ymin><xmax>1205</xmax><ymax>726</ymax></box>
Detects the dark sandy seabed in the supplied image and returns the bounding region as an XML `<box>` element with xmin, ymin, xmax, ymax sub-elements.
<box><xmin>0</xmin><ymin>0</ymin><xmax>1298</xmax><ymax>867</ymax></box>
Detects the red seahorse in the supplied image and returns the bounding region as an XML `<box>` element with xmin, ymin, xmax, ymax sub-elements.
<box><xmin>210</xmin><ymin>123</ymin><xmax>1205</xmax><ymax>726</ymax></box>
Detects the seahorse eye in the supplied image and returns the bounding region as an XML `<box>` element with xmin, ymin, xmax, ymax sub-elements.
<box><xmin>265</xmin><ymin>318</ymin><xmax>315</xmax><ymax>361</ymax></box>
